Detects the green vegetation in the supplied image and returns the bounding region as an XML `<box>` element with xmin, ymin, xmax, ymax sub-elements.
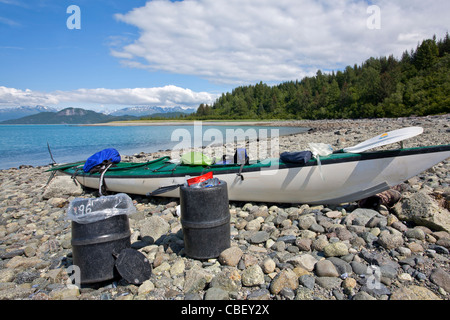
<box><xmin>190</xmin><ymin>34</ymin><xmax>450</xmax><ymax>120</ymax></box>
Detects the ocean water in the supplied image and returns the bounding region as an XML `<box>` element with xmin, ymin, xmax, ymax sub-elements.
<box><xmin>0</xmin><ymin>124</ymin><xmax>308</xmax><ymax>169</ymax></box>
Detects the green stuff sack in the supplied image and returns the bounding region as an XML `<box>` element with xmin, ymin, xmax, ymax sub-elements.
<box><xmin>181</xmin><ymin>151</ymin><xmax>214</xmax><ymax>166</ymax></box>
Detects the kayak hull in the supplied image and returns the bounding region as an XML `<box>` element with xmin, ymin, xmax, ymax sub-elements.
<box><xmin>59</xmin><ymin>145</ymin><xmax>450</xmax><ymax>204</ymax></box>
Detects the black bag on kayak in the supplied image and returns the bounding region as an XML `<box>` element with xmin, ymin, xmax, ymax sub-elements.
<box><xmin>280</xmin><ymin>151</ymin><xmax>312</xmax><ymax>164</ymax></box>
<box><xmin>83</xmin><ymin>148</ymin><xmax>121</xmax><ymax>173</ymax></box>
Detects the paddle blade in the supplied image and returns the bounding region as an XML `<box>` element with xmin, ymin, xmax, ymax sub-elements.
<box><xmin>146</xmin><ymin>184</ymin><xmax>183</xmax><ymax>196</ymax></box>
<box><xmin>343</xmin><ymin>127</ymin><xmax>423</xmax><ymax>153</ymax></box>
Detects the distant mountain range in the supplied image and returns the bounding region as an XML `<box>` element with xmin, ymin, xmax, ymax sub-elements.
<box><xmin>0</xmin><ymin>105</ymin><xmax>196</xmax><ymax>124</ymax></box>
<box><xmin>108</xmin><ymin>106</ymin><xmax>196</xmax><ymax>117</ymax></box>
<box><xmin>0</xmin><ymin>105</ymin><xmax>58</xmax><ymax>122</ymax></box>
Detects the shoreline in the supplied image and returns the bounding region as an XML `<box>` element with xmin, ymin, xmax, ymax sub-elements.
<box><xmin>1</xmin><ymin>114</ymin><xmax>449</xmax><ymax>171</ymax></box>
<box><xmin>80</xmin><ymin>113</ymin><xmax>450</xmax><ymax>129</ymax></box>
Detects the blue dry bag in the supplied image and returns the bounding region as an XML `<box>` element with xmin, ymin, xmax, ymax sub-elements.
<box><xmin>83</xmin><ymin>148</ymin><xmax>121</xmax><ymax>173</ymax></box>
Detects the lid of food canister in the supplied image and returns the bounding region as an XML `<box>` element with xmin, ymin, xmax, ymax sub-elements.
<box><xmin>115</xmin><ymin>248</ymin><xmax>152</xmax><ymax>285</ymax></box>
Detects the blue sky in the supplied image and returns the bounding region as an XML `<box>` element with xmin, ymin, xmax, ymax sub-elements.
<box><xmin>0</xmin><ymin>0</ymin><xmax>448</xmax><ymax>112</ymax></box>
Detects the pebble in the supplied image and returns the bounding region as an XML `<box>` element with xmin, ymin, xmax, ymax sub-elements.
<box><xmin>248</xmin><ymin>231</ymin><xmax>270</xmax><ymax>244</ymax></box>
<box><xmin>218</xmin><ymin>246</ymin><xmax>243</xmax><ymax>267</ymax></box>
<box><xmin>1</xmin><ymin>115</ymin><xmax>449</xmax><ymax>301</ymax></box>
<box><xmin>315</xmin><ymin>260</ymin><xmax>339</xmax><ymax>277</ymax></box>
<box><xmin>269</xmin><ymin>269</ymin><xmax>298</xmax><ymax>294</ymax></box>
<box><xmin>241</xmin><ymin>265</ymin><xmax>265</xmax><ymax>286</ymax></box>
<box><xmin>430</xmin><ymin>268</ymin><xmax>450</xmax><ymax>293</ymax></box>
<box><xmin>299</xmin><ymin>274</ymin><xmax>315</xmax><ymax>289</ymax></box>
<box><xmin>262</xmin><ymin>258</ymin><xmax>276</xmax><ymax>274</ymax></box>
<box><xmin>323</xmin><ymin>242</ymin><xmax>349</xmax><ymax>257</ymax></box>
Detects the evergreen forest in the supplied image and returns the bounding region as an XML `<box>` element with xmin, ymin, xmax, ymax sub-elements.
<box><xmin>190</xmin><ymin>34</ymin><xmax>450</xmax><ymax>120</ymax></box>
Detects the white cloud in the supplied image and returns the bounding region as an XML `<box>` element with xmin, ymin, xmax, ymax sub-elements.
<box><xmin>113</xmin><ymin>0</ymin><xmax>450</xmax><ymax>85</ymax></box>
<box><xmin>0</xmin><ymin>85</ymin><xmax>218</xmax><ymax>109</ymax></box>
<box><xmin>0</xmin><ymin>86</ymin><xmax>59</xmax><ymax>105</ymax></box>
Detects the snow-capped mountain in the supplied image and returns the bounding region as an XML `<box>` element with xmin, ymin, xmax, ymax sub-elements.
<box><xmin>109</xmin><ymin>106</ymin><xmax>196</xmax><ymax>117</ymax></box>
<box><xmin>0</xmin><ymin>105</ymin><xmax>58</xmax><ymax>122</ymax></box>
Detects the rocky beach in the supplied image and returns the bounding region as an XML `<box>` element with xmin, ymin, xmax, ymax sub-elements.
<box><xmin>0</xmin><ymin>114</ymin><xmax>449</xmax><ymax>301</ymax></box>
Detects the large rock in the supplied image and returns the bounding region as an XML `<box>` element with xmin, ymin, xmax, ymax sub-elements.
<box><xmin>343</xmin><ymin>208</ymin><xmax>381</xmax><ymax>226</ymax></box>
<box><xmin>395</xmin><ymin>192</ymin><xmax>450</xmax><ymax>232</ymax></box>
<box><xmin>429</xmin><ymin>268</ymin><xmax>450</xmax><ymax>293</ymax></box>
<box><xmin>139</xmin><ymin>216</ymin><xmax>170</xmax><ymax>243</ymax></box>
<box><xmin>390</xmin><ymin>285</ymin><xmax>441</xmax><ymax>300</ymax></box>
<box><xmin>43</xmin><ymin>175</ymin><xmax>83</xmax><ymax>199</ymax></box>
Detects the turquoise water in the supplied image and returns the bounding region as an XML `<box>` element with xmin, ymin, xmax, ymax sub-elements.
<box><xmin>0</xmin><ymin>124</ymin><xmax>307</xmax><ymax>169</ymax></box>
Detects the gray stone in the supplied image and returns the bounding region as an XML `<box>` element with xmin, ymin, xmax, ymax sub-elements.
<box><xmin>298</xmin><ymin>215</ymin><xmax>316</xmax><ymax>230</ymax></box>
<box><xmin>390</xmin><ymin>285</ymin><xmax>441</xmax><ymax>300</ymax></box>
<box><xmin>436</xmin><ymin>238</ymin><xmax>450</xmax><ymax>249</ymax></box>
<box><xmin>332</xmin><ymin>289</ymin><xmax>346</xmax><ymax>300</ymax></box>
<box><xmin>315</xmin><ymin>260</ymin><xmax>339</xmax><ymax>277</ymax></box>
<box><xmin>405</xmin><ymin>228</ymin><xmax>426</xmax><ymax>240</ymax></box>
<box><xmin>299</xmin><ymin>274</ymin><xmax>315</xmax><ymax>289</ymax></box>
<box><xmin>280</xmin><ymin>287</ymin><xmax>295</xmax><ymax>300</ymax></box>
<box><xmin>429</xmin><ymin>244</ymin><xmax>449</xmax><ymax>255</ymax></box>
<box><xmin>352</xmin><ymin>291</ymin><xmax>377</xmax><ymax>300</ymax></box>
<box><xmin>249</xmin><ymin>231</ymin><xmax>270</xmax><ymax>244</ymax></box>
<box><xmin>219</xmin><ymin>246</ymin><xmax>243</xmax><ymax>267</ymax></box>
<box><xmin>429</xmin><ymin>268</ymin><xmax>450</xmax><ymax>293</ymax></box>
<box><xmin>379</xmin><ymin>265</ymin><xmax>398</xmax><ymax>279</ymax></box>
<box><xmin>204</xmin><ymin>287</ymin><xmax>229</xmax><ymax>300</ymax></box>
<box><xmin>43</xmin><ymin>175</ymin><xmax>83</xmax><ymax>199</ymax></box>
<box><xmin>397</xmin><ymin>191</ymin><xmax>450</xmax><ymax>232</ymax></box>
<box><xmin>335</xmin><ymin>227</ymin><xmax>353</xmax><ymax>241</ymax></box>
<box><xmin>323</xmin><ymin>242</ymin><xmax>349</xmax><ymax>257</ymax></box>
<box><xmin>327</xmin><ymin>257</ymin><xmax>352</xmax><ymax>275</ymax></box>
<box><xmin>210</xmin><ymin>268</ymin><xmax>242</xmax><ymax>292</ymax></box>
<box><xmin>295</xmin><ymin>287</ymin><xmax>314</xmax><ymax>300</ymax></box>
<box><xmin>391</xmin><ymin>221</ymin><xmax>408</xmax><ymax>232</ymax></box>
<box><xmin>247</xmin><ymin>289</ymin><xmax>271</xmax><ymax>300</ymax></box>
<box><xmin>360</xmin><ymin>280</ymin><xmax>391</xmax><ymax>296</ymax></box>
<box><xmin>351</xmin><ymin>261</ymin><xmax>369</xmax><ymax>275</ymax></box>
<box><xmin>278</xmin><ymin>235</ymin><xmax>297</xmax><ymax>244</ymax></box>
<box><xmin>184</xmin><ymin>268</ymin><xmax>212</xmax><ymax>293</ymax></box>
<box><xmin>315</xmin><ymin>277</ymin><xmax>342</xmax><ymax>289</ymax></box>
<box><xmin>377</xmin><ymin>230</ymin><xmax>404</xmax><ymax>249</ymax></box>
<box><xmin>286</xmin><ymin>254</ymin><xmax>317</xmax><ymax>271</ymax></box>
<box><xmin>295</xmin><ymin>238</ymin><xmax>312</xmax><ymax>251</ymax></box>
<box><xmin>361</xmin><ymin>231</ymin><xmax>378</xmax><ymax>245</ymax></box>
<box><xmin>140</xmin><ymin>216</ymin><xmax>170</xmax><ymax>243</ymax></box>
<box><xmin>241</xmin><ymin>265</ymin><xmax>265</xmax><ymax>287</ymax></box>
<box><xmin>344</xmin><ymin>208</ymin><xmax>379</xmax><ymax>226</ymax></box>
<box><xmin>309</xmin><ymin>223</ymin><xmax>325</xmax><ymax>233</ymax></box>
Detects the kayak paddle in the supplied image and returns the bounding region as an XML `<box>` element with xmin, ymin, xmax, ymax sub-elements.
<box><xmin>146</xmin><ymin>184</ymin><xmax>184</xmax><ymax>196</ymax></box>
<box><xmin>342</xmin><ymin>127</ymin><xmax>423</xmax><ymax>153</ymax></box>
